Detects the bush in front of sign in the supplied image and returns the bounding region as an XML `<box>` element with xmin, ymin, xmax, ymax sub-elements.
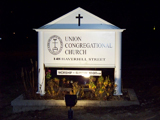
<box><xmin>45</xmin><ymin>78</ymin><xmax>61</xmax><ymax>98</ymax></box>
<box><xmin>88</xmin><ymin>76</ymin><xmax>115</xmax><ymax>100</ymax></box>
<box><xmin>45</xmin><ymin>69</ymin><xmax>52</xmax><ymax>80</ymax></box>
<box><xmin>21</xmin><ymin>59</ymin><xmax>39</xmax><ymax>100</ymax></box>
<box><xmin>69</xmin><ymin>82</ymin><xmax>81</xmax><ymax>97</ymax></box>
<box><xmin>44</xmin><ymin>74</ymin><xmax>115</xmax><ymax>100</ymax></box>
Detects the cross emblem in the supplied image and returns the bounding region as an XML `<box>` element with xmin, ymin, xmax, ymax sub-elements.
<box><xmin>75</xmin><ymin>14</ymin><xmax>83</xmax><ymax>26</ymax></box>
<box><xmin>52</xmin><ymin>38</ymin><xmax>58</xmax><ymax>51</ymax></box>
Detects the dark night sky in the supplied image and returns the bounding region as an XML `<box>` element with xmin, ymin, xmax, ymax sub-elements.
<box><xmin>0</xmin><ymin>0</ymin><xmax>159</xmax><ymax>57</ymax></box>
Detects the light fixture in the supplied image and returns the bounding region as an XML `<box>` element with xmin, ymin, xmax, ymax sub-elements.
<box><xmin>82</xmin><ymin>74</ymin><xmax>90</xmax><ymax>78</ymax></box>
<box><xmin>65</xmin><ymin>95</ymin><xmax>77</xmax><ymax>119</ymax></box>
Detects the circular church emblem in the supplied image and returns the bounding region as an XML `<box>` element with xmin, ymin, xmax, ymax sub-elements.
<box><xmin>47</xmin><ymin>35</ymin><xmax>63</xmax><ymax>55</ymax></box>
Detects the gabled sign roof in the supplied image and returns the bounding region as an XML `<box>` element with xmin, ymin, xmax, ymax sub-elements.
<box><xmin>38</xmin><ymin>7</ymin><xmax>121</xmax><ymax>29</ymax></box>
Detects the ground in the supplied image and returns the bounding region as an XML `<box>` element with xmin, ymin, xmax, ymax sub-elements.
<box><xmin>1</xmin><ymin>103</ymin><xmax>160</xmax><ymax>120</ymax></box>
<box><xmin>0</xmin><ymin>50</ymin><xmax>160</xmax><ymax>120</ymax></box>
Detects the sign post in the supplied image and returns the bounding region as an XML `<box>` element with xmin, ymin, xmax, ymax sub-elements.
<box><xmin>37</xmin><ymin>32</ymin><xmax>45</xmax><ymax>95</ymax></box>
<box><xmin>34</xmin><ymin>7</ymin><xmax>125</xmax><ymax>96</ymax></box>
<box><xmin>114</xmin><ymin>32</ymin><xmax>122</xmax><ymax>95</ymax></box>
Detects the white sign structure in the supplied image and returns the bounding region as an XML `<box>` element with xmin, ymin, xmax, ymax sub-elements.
<box><xmin>34</xmin><ymin>7</ymin><xmax>125</xmax><ymax>96</ymax></box>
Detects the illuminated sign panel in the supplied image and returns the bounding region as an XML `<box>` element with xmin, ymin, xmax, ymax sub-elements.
<box><xmin>57</xmin><ymin>70</ymin><xmax>102</xmax><ymax>76</ymax></box>
<box><xmin>44</xmin><ymin>31</ymin><xmax>115</xmax><ymax>68</ymax></box>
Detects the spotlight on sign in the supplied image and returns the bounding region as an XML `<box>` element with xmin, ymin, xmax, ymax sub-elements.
<box><xmin>65</xmin><ymin>95</ymin><xmax>77</xmax><ymax>119</ymax></box>
<box><xmin>65</xmin><ymin>95</ymin><xmax>77</xmax><ymax>107</ymax></box>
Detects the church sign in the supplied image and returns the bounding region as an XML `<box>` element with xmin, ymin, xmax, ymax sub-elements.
<box><xmin>44</xmin><ymin>31</ymin><xmax>115</xmax><ymax>68</ymax></box>
<box><xmin>34</xmin><ymin>7</ymin><xmax>125</xmax><ymax>96</ymax></box>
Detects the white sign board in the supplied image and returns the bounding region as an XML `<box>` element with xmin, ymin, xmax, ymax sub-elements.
<box><xmin>44</xmin><ymin>31</ymin><xmax>115</xmax><ymax>68</ymax></box>
<box><xmin>57</xmin><ymin>70</ymin><xmax>101</xmax><ymax>76</ymax></box>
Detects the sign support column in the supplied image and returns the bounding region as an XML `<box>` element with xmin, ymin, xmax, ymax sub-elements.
<box><xmin>114</xmin><ymin>32</ymin><xmax>122</xmax><ymax>95</ymax></box>
<box><xmin>37</xmin><ymin>31</ymin><xmax>45</xmax><ymax>96</ymax></box>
